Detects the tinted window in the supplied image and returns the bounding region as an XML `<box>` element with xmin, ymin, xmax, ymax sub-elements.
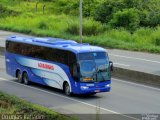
<box><xmin>68</xmin><ymin>52</ymin><xmax>77</xmax><ymax>76</ymax></box>
<box><xmin>6</xmin><ymin>41</ymin><xmax>77</xmax><ymax>66</ymax></box>
<box><xmin>79</xmin><ymin>52</ymin><xmax>107</xmax><ymax>60</ymax></box>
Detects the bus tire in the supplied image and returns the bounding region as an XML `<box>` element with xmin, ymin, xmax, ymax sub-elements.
<box><xmin>64</xmin><ymin>82</ymin><xmax>71</xmax><ymax>96</ymax></box>
<box><xmin>22</xmin><ymin>72</ymin><xmax>30</xmax><ymax>85</ymax></box>
<box><xmin>16</xmin><ymin>70</ymin><xmax>23</xmax><ymax>83</ymax></box>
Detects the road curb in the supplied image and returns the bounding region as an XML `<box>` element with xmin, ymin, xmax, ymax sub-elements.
<box><xmin>112</xmin><ymin>67</ymin><xmax>160</xmax><ymax>88</ymax></box>
<box><xmin>0</xmin><ymin>46</ymin><xmax>160</xmax><ymax>88</ymax></box>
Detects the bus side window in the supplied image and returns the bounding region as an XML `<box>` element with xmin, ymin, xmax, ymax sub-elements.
<box><xmin>73</xmin><ymin>64</ymin><xmax>78</xmax><ymax>77</ymax></box>
<box><xmin>68</xmin><ymin>52</ymin><xmax>78</xmax><ymax>80</ymax></box>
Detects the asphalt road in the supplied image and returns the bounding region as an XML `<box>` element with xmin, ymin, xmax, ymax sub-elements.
<box><xmin>0</xmin><ymin>55</ymin><xmax>160</xmax><ymax>120</ymax></box>
<box><xmin>0</xmin><ymin>30</ymin><xmax>31</xmax><ymax>48</ymax></box>
<box><xmin>107</xmin><ymin>49</ymin><xmax>160</xmax><ymax>76</ymax></box>
<box><xmin>0</xmin><ymin>30</ymin><xmax>160</xmax><ymax>76</ymax></box>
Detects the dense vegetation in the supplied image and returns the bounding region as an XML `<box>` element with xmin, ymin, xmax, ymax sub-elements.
<box><xmin>0</xmin><ymin>91</ymin><xmax>75</xmax><ymax>120</ymax></box>
<box><xmin>0</xmin><ymin>0</ymin><xmax>160</xmax><ymax>53</ymax></box>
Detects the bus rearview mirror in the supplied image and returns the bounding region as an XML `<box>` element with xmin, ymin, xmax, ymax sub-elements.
<box><xmin>109</xmin><ymin>61</ymin><xmax>113</xmax><ymax>71</ymax></box>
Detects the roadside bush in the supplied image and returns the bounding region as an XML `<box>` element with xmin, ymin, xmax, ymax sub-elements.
<box><xmin>83</xmin><ymin>19</ymin><xmax>105</xmax><ymax>35</ymax></box>
<box><xmin>83</xmin><ymin>0</ymin><xmax>100</xmax><ymax>17</ymax></box>
<box><xmin>147</xmin><ymin>13</ymin><xmax>160</xmax><ymax>27</ymax></box>
<box><xmin>133</xmin><ymin>27</ymin><xmax>153</xmax><ymax>45</ymax></box>
<box><xmin>55</xmin><ymin>0</ymin><xmax>79</xmax><ymax>15</ymax></box>
<box><xmin>105</xmin><ymin>29</ymin><xmax>133</xmax><ymax>43</ymax></box>
<box><xmin>38</xmin><ymin>21</ymin><xmax>48</xmax><ymax>29</ymax></box>
<box><xmin>56</xmin><ymin>0</ymin><xmax>100</xmax><ymax>17</ymax></box>
<box><xmin>151</xmin><ymin>27</ymin><xmax>160</xmax><ymax>46</ymax></box>
<box><xmin>66</xmin><ymin>21</ymin><xmax>78</xmax><ymax>35</ymax></box>
<box><xmin>93</xmin><ymin>1</ymin><xmax>113</xmax><ymax>23</ymax></box>
<box><xmin>66</xmin><ymin>19</ymin><xmax>105</xmax><ymax>36</ymax></box>
<box><xmin>93</xmin><ymin>0</ymin><xmax>125</xmax><ymax>23</ymax></box>
<box><xmin>155</xmin><ymin>38</ymin><xmax>160</xmax><ymax>46</ymax></box>
<box><xmin>109</xmin><ymin>8</ymin><xmax>140</xmax><ymax>31</ymax></box>
<box><xmin>123</xmin><ymin>0</ymin><xmax>141</xmax><ymax>8</ymax></box>
<box><xmin>137</xmin><ymin>0</ymin><xmax>160</xmax><ymax>27</ymax></box>
<box><xmin>139</xmin><ymin>11</ymin><xmax>160</xmax><ymax>27</ymax></box>
<box><xmin>0</xmin><ymin>4</ymin><xmax>19</xmax><ymax>18</ymax></box>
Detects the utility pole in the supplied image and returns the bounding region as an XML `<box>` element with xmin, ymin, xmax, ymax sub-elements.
<box><xmin>80</xmin><ymin>0</ymin><xmax>83</xmax><ymax>43</ymax></box>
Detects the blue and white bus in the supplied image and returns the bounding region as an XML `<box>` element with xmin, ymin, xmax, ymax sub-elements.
<box><xmin>5</xmin><ymin>36</ymin><xmax>113</xmax><ymax>95</ymax></box>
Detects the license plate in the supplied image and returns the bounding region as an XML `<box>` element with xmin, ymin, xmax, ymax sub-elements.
<box><xmin>95</xmin><ymin>90</ymin><xmax>100</xmax><ymax>93</ymax></box>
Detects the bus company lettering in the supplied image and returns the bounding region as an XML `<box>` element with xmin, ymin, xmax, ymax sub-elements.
<box><xmin>38</xmin><ymin>63</ymin><xmax>54</xmax><ymax>70</ymax></box>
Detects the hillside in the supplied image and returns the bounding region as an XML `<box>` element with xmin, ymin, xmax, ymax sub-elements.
<box><xmin>0</xmin><ymin>0</ymin><xmax>160</xmax><ymax>53</ymax></box>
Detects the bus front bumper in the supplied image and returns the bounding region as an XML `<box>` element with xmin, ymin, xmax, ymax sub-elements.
<box><xmin>76</xmin><ymin>81</ymin><xmax>111</xmax><ymax>94</ymax></box>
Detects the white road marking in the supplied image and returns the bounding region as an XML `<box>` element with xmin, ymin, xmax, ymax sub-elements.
<box><xmin>113</xmin><ymin>78</ymin><xmax>160</xmax><ymax>91</ymax></box>
<box><xmin>0</xmin><ymin>77</ymin><xmax>7</xmax><ymax>80</ymax></box>
<box><xmin>0</xmin><ymin>77</ymin><xmax>139</xmax><ymax>120</ymax></box>
<box><xmin>109</xmin><ymin>54</ymin><xmax>160</xmax><ymax>64</ymax></box>
<box><xmin>114</xmin><ymin>63</ymin><xmax>130</xmax><ymax>67</ymax></box>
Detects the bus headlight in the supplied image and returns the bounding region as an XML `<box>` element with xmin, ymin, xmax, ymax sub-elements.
<box><xmin>81</xmin><ymin>86</ymin><xmax>89</xmax><ymax>90</ymax></box>
<box><xmin>105</xmin><ymin>84</ymin><xmax>110</xmax><ymax>87</ymax></box>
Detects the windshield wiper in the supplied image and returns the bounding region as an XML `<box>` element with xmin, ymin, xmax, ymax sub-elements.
<box><xmin>97</xmin><ymin>68</ymin><xmax>106</xmax><ymax>82</ymax></box>
<box><xmin>91</xmin><ymin>70</ymin><xmax>97</xmax><ymax>82</ymax></box>
<box><xmin>91</xmin><ymin>68</ymin><xmax>106</xmax><ymax>82</ymax></box>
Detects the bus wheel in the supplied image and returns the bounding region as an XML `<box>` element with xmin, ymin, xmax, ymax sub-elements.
<box><xmin>17</xmin><ymin>70</ymin><xmax>23</xmax><ymax>83</ymax></box>
<box><xmin>22</xmin><ymin>72</ymin><xmax>30</xmax><ymax>85</ymax></box>
<box><xmin>64</xmin><ymin>82</ymin><xmax>71</xmax><ymax>96</ymax></box>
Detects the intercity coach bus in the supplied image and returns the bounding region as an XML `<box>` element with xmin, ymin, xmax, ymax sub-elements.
<box><xmin>5</xmin><ymin>36</ymin><xmax>113</xmax><ymax>95</ymax></box>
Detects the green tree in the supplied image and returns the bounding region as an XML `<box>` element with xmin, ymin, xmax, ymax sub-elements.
<box><xmin>109</xmin><ymin>8</ymin><xmax>140</xmax><ymax>31</ymax></box>
<box><xmin>138</xmin><ymin>0</ymin><xmax>160</xmax><ymax>27</ymax></box>
<box><xmin>93</xmin><ymin>0</ymin><xmax>125</xmax><ymax>23</ymax></box>
<box><xmin>83</xmin><ymin>0</ymin><xmax>99</xmax><ymax>17</ymax></box>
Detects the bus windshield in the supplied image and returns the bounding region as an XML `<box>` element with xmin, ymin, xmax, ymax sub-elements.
<box><xmin>78</xmin><ymin>52</ymin><xmax>110</xmax><ymax>82</ymax></box>
<box><xmin>79</xmin><ymin>60</ymin><xmax>96</xmax><ymax>77</ymax></box>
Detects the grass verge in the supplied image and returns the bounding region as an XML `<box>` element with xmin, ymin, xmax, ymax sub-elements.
<box><xmin>0</xmin><ymin>91</ymin><xmax>76</xmax><ymax>120</ymax></box>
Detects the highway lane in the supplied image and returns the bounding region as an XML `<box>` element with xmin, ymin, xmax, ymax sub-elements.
<box><xmin>107</xmin><ymin>49</ymin><xmax>160</xmax><ymax>76</ymax></box>
<box><xmin>0</xmin><ymin>30</ymin><xmax>31</xmax><ymax>48</ymax></box>
<box><xmin>0</xmin><ymin>78</ymin><xmax>139</xmax><ymax>120</ymax></box>
<box><xmin>0</xmin><ymin>30</ymin><xmax>160</xmax><ymax>76</ymax></box>
<box><xmin>0</xmin><ymin>56</ymin><xmax>160</xmax><ymax>120</ymax></box>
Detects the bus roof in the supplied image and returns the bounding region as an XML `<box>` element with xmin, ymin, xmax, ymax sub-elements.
<box><xmin>7</xmin><ymin>36</ymin><xmax>106</xmax><ymax>54</ymax></box>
